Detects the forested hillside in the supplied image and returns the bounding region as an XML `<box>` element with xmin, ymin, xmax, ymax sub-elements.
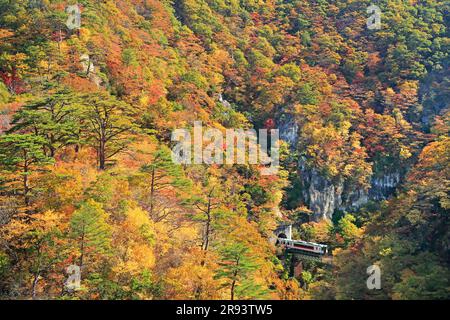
<box><xmin>0</xmin><ymin>0</ymin><xmax>448</xmax><ymax>300</ymax></box>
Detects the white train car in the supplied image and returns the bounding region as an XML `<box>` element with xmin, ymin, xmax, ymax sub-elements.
<box><xmin>277</xmin><ymin>238</ymin><xmax>328</xmax><ymax>256</ymax></box>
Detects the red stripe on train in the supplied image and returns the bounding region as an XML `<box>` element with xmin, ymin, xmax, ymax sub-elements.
<box><xmin>287</xmin><ymin>245</ymin><xmax>316</xmax><ymax>252</ymax></box>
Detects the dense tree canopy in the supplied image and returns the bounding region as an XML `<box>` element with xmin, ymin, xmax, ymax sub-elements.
<box><xmin>0</xmin><ymin>0</ymin><xmax>448</xmax><ymax>300</ymax></box>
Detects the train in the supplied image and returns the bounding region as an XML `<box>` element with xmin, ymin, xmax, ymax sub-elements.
<box><xmin>277</xmin><ymin>238</ymin><xmax>328</xmax><ymax>256</ymax></box>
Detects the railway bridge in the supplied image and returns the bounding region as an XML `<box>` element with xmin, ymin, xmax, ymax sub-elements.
<box><xmin>273</xmin><ymin>223</ymin><xmax>332</xmax><ymax>264</ymax></box>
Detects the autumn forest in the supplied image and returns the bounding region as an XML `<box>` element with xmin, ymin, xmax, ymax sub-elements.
<box><xmin>0</xmin><ymin>0</ymin><xmax>449</xmax><ymax>300</ymax></box>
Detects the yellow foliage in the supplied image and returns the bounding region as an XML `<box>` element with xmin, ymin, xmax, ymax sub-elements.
<box><xmin>113</xmin><ymin>207</ymin><xmax>156</xmax><ymax>275</ymax></box>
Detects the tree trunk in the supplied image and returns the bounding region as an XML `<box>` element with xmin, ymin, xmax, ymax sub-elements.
<box><xmin>230</xmin><ymin>278</ymin><xmax>236</xmax><ymax>300</ymax></box>
<box><xmin>79</xmin><ymin>226</ymin><xmax>85</xmax><ymax>274</ymax></box>
<box><xmin>150</xmin><ymin>168</ymin><xmax>155</xmax><ymax>218</ymax></box>
<box><xmin>230</xmin><ymin>261</ymin><xmax>239</xmax><ymax>300</ymax></box>
<box><xmin>202</xmin><ymin>197</ymin><xmax>212</xmax><ymax>251</ymax></box>
<box><xmin>31</xmin><ymin>272</ymin><xmax>40</xmax><ymax>299</ymax></box>
<box><xmin>31</xmin><ymin>249</ymin><xmax>42</xmax><ymax>299</ymax></box>
<box><xmin>23</xmin><ymin>152</ymin><xmax>30</xmax><ymax>207</ymax></box>
<box><xmin>99</xmin><ymin>139</ymin><xmax>106</xmax><ymax>170</ymax></box>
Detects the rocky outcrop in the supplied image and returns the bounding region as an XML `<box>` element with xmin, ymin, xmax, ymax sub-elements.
<box><xmin>80</xmin><ymin>54</ymin><xmax>103</xmax><ymax>87</ymax></box>
<box><xmin>0</xmin><ymin>113</ymin><xmax>11</xmax><ymax>134</ymax></box>
<box><xmin>278</xmin><ymin>113</ymin><xmax>298</xmax><ymax>149</ymax></box>
<box><xmin>279</xmin><ymin>112</ymin><xmax>402</xmax><ymax>221</ymax></box>
<box><xmin>298</xmin><ymin>158</ymin><xmax>342</xmax><ymax>220</ymax></box>
<box><xmin>369</xmin><ymin>172</ymin><xmax>401</xmax><ymax>201</ymax></box>
<box><xmin>218</xmin><ymin>93</ymin><xmax>232</xmax><ymax>109</ymax></box>
<box><xmin>299</xmin><ymin>163</ymin><xmax>401</xmax><ymax>221</ymax></box>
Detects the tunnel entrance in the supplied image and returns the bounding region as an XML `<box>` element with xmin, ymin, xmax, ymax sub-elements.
<box><xmin>276</xmin><ymin>233</ymin><xmax>287</xmax><ymax>245</ymax></box>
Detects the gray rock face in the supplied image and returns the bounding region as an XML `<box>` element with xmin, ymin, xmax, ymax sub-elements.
<box><xmin>80</xmin><ymin>54</ymin><xmax>103</xmax><ymax>87</ymax></box>
<box><xmin>218</xmin><ymin>94</ymin><xmax>232</xmax><ymax>109</ymax></box>
<box><xmin>278</xmin><ymin>112</ymin><xmax>298</xmax><ymax>149</ymax></box>
<box><xmin>299</xmin><ymin>162</ymin><xmax>401</xmax><ymax>221</ymax></box>
<box><xmin>344</xmin><ymin>188</ymin><xmax>369</xmax><ymax>210</ymax></box>
<box><xmin>0</xmin><ymin>113</ymin><xmax>11</xmax><ymax>134</ymax></box>
<box><xmin>279</xmin><ymin>111</ymin><xmax>402</xmax><ymax>221</ymax></box>
<box><xmin>369</xmin><ymin>173</ymin><xmax>401</xmax><ymax>201</ymax></box>
<box><xmin>303</xmin><ymin>167</ymin><xmax>343</xmax><ymax>220</ymax></box>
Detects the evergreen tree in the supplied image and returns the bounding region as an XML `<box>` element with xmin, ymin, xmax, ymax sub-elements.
<box><xmin>140</xmin><ymin>146</ymin><xmax>190</xmax><ymax>221</ymax></box>
<box><xmin>215</xmin><ymin>242</ymin><xmax>267</xmax><ymax>300</ymax></box>
<box><xmin>0</xmin><ymin>134</ymin><xmax>53</xmax><ymax>207</ymax></box>
<box><xmin>70</xmin><ymin>199</ymin><xmax>111</xmax><ymax>273</ymax></box>
<box><xmin>9</xmin><ymin>89</ymin><xmax>82</xmax><ymax>157</ymax></box>
<box><xmin>79</xmin><ymin>92</ymin><xmax>137</xmax><ymax>170</ymax></box>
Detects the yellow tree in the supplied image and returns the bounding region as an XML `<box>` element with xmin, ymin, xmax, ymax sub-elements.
<box><xmin>0</xmin><ymin>210</ymin><xmax>69</xmax><ymax>298</ymax></box>
<box><xmin>111</xmin><ymin>207</ymin><xmax>156</xmax><ymax>299</ymax></box>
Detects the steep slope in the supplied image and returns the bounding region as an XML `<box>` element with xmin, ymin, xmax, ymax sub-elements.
<box><xmin>0</xmin><ymin>0</ymin><xmax>448</xmax><ymax>300</ymax></box>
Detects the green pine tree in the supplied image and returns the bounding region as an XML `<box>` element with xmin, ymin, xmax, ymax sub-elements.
<box><xmin>215</xmin><ymin>242</ymin><xmax>268</xmax><ymax>300</ymax></box>
<box><xmin>0</xmin><ymin>134</ymin><xmax>53</xmax><ymax>207</ymax></box>
<box><xmin>70</xmin><ymin>199</ymin><xmax>112</xmax><ymax>273</ymax></box>
<box><xmin>140</xmin><ymin>145</ymin><xmax>191</xmax><ymax>221</ymax></box>
<box><xmin>79</xmin><ymin>92</ymin><xmax>137</xmax><ymax>170</ymax></box>
<box><xmin>9</xmin><ymin>89</ymin><xmax>82</xmax><ymax>157</ymax></box>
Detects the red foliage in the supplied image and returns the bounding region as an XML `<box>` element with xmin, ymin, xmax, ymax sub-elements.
<box><xmin>146</xmin><ymin>80</ymin><xmax>166</xmax><ymax>105</ymax></box>
<box><xmin>264</xmin><ymin>118</ymin><xmax>276</xmax><ymax>129</ymax></box>
<box><xmin>0</xmin><ymin>69</ymin><xmax>26</xmax><ymax>94</ymax></box>
<box><xmin>50</xmin><ymin>30</ymin><xmax>68</xmax><ymax>43</ymax></box>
